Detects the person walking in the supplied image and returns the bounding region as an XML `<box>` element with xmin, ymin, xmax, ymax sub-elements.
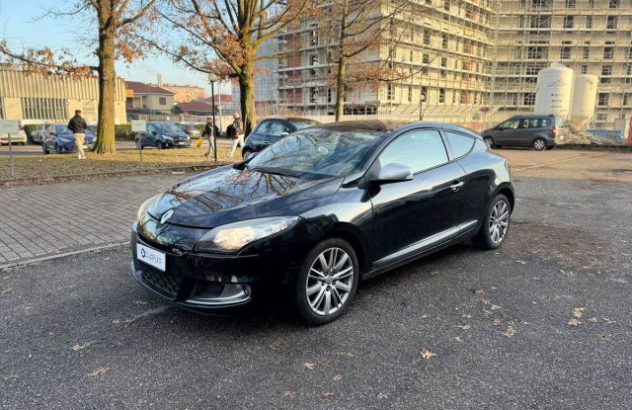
<box><xmin>228</xmin><ymin>112</ymin><xmax>245</xmax><ymax>158</ymax></box>
<box><xmin>202</xmin><ymin>117</ymin><xmax>220</xmax><ymax>158</ymax></box>
<box><xmin>67</xmin><ymin>110</ymin><xmax>88</xmax><ymax>159</ymax></box>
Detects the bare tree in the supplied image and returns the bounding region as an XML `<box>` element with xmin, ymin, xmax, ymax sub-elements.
<box><xmin>0</xmin><ymin>0</ymin><xmax>159</xmax><ymax>153</ymax></box>
<box><xmin>151</xmin><ymin>0</ymin><xmax>312</xmax><ymax>136</ymax></box>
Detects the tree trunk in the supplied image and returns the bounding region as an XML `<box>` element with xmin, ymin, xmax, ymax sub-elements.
<box><xmin>239</xmin><ymin>60</ymin><xmax>257</xmax><ymax>137</ymax></box>
<box><xmin>94</xmin><ymin>30</ymin><xmax>117</xmax><ymax>154</ymax></box>
<box><xmin>334</xmin><ymin>55</ymin><xmax>347</xmax><ymax>121</ymax></box>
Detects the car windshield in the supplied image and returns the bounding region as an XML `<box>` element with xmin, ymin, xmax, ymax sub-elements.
<box><xmin>247</xmin><ymin>129</ymin><xmax>384</xmax><ymax>178</ymax></box>
<box><xmin>55</xmin><ymin>126</ymin><xmax>72</xmax><ymax>134</ymax></box>
<box><xmin>289</xmin><ymin>119</ymin><xmax>320</xmax><ymax>130</ymax></box>
<box><xmin>155</xmin><ymin>123</ymin><xmax>182</xmax><ymax>133</ymax></box>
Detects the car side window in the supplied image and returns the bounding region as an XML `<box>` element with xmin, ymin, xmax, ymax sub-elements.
<box><xmin>46</xmin><ymin>125</ymin><xmax>55</xmax><ymax>133</ymax></box>
<box><xmin>541</xmin><ymin>118</ymin><xmax>551</xmax><ymax>127</ymax></box>
<box><xmin>268</xmin><ymin>121</ymin><xmax>289</xmax><ymax>136</ymax></box>
<box><xmin>147</xmin><ymin>124</ymin><xmax>156</xmax><ymax>133</ymax></box>
<box><xmin>254</xmin><ymin>121</ymin><xmax>271</xmax><ymax>134</ymax></box>
<box><xmin>501</xmin><ymin>119</ymin><xmax>520</xmax><ymax>129</ymax></box>
<box><xmin>378</xmin><ymin>129</ymin><xmax>449</xmax><ymax>174</ymax></box>
<box><xmin>445</xmin><ymin>131</ymin><xmax>475</xmax><ymax>158</ymax></box>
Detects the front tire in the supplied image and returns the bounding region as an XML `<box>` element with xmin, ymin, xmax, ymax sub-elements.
<box><xmin>483</xmin><ymin>136</ymin><xmax>495</xmax><ymax>148</ymax></box>
<box><xmin>242</xmin><ymin>149</ymin><xmax>254</xmax><ymax>160</ymax></box>
<box><xmin>156</xmin><ymin>141</ymin><xmax>165</xmax><ymax>150</ymax></box>
<box><xmin>295</xmin><ymin>239</ymin><xmax>360</xmax><ymax>325</ymax></box>
<box><xmin>473</xmin><ymin>194</ymin><xmax>511</xmax><ymax>250</ymax></box>
<box><xmin>55</xmin><ymin>143</ymin><xmax>62</xmax><ymax>154</ymax></box>
<box><xmin>532</xmin><ymin>138</ymin><xmax>547</xmax><ymax>151</ymax></box>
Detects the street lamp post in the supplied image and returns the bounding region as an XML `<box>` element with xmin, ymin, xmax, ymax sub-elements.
<box><xmin>208</xmin><ymin>73</ymin><xmax>219</xmax><ymax>162</ymax></box>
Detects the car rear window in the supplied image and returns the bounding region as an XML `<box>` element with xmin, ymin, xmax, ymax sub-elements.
<box><xmin>289</xmin><ymin>120</ymin><xmax>319</xmax><ymax>130</ymax></box>
<box><xmin>445</xmin><ymin>131</ymin><xmax>475</xmax><ymax>158</ymax></box>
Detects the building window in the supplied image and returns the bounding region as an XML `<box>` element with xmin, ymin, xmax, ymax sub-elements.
<box><xmin>452</xmin><ymin>91</ymin><xmax>457</xmax><ymax>104</ymax></box>
<box><xmin>410</xmin><ymin>29</ymin><xmax>415</xmax><ymax>42</ymax></box>
<box><xmin>438</xmin><ymin>88</ymin><xmax>446</xmax><ymax>104</ymax></box>
<box><xmin>387</xmin><ymin>84</ymin><xmax>394</xmax><ymax>101</ymax></box>
<box><xmin>603</xmin><ymin>47</ymin><xmax>614</xmax><ymax>59</ymax></box>
<box><xmin>609</xmin><ymin>0</ymin><xmax>618</xmax><ymax>8</ymax></box>
<box><xmin>421</xmin><ymin>87</ymin><xmax>427</xmax><ymax>102</ymax></box>
<box><xmin>514</xmin><ymin>47</ymin><xmax>522</xmax><ymax>59</ymax></box>
<box><xmin>423</xmin><ymin>31</ymin><xmax>430</xmax><ymax>45</ymax></box>
<box><xmin>563</xmin><ymin>16</ymin><xmax>574</xmax><ymax>29</ymax></box>
<box><xmin>581</xmin><ymin>65</ymin><xmax>588</xmax><ymax>74</ymax></box>
<box><xmin>159</xmin><ymin>97</ymin><xmax>167</xmax><ymax>105</ymax></box>
<box><xmin>527</xmin><ymin>47</ymin><xmax>547</xmax><ymax>59</ymax></box>
<box><xmin>310</xmin><ymin>69</ymin><xmax>317</xmax><ymax>78</ymax></box>
<box><xmin>310</xmin><ymin>54</ymin><xmax>319</xmax><ymax>65</ymax></box>
<box><xmin>0</xmin><ymin>98</ymin><xmax>4</xmax><ymax>119</ymax></box>
<box><xmin>601</xmin><ymin>66</ymin><xmax>612</xmax><ymax>83</ymax></box>
<box><xmin>526</xmin><ymin>66</ymin><xmax>539</xmax><ymax>82</ymax></box>
<box><xmin>627</xmin><ymin>65</ymin><xmax>632</xmax><ymax>76</ymax></box>
<box><xmin>607</xmin><ymin>16</ymin><xmax>617</xmax><ymax>29</ymax></box>
<box><xmin>530</xmin><ymin>15</ymin><xmax>551</xmax><ymax>28</ymax></box>
<box><xmin>426</xmin><ymin>0</ymin><xmax>432</xmax><ymax>4</ymax></box>
<box><xmin>565</xmin><ymin>0</ymin><xmax>575</xmax><ymax>7</ymax></box>
<box><xmin>596</xmin><ymin>113</ymin><xmax>607</xmax><ymax>121</ymax></box>
<box><xmin>597</xmin><ymin>93</ymin><xmax>609</xmax><ymax>106</ymax></box>
<box><xmin>532</xmin><ymin>0</ymin><xmax>550</xmax><ymax>7</ymax></box>
<box><xmin>444</xmin><ymin>0</ymin><xmax>450</xmax><ymax>11</ymax></box>
<box><xmin>422</xmin><ymin>54</ymin><xmax>430</xmax><ymax>64</ymax></box>
<box><xmin>588</xmin><ymin>0</ymin><xmax>594</xmax><ymax>7</ymax></box>
<box><xmin>441</xmin><ymin>70</ymin><xmax>447</xmax><ymax>78</ymax></box>
<box><xmin>583</xmin><ymin>47</ymin><xmax>590</xmax><ymax>58</ymax></box>
<box><xmin>623</xmin><ymin>94</ymin><xmax>630</xmax><ymax>106</ymax></box>
<box><xmin>519</xmin><ymin>15</ymin><xmax>525</xmax><ymax>28</ymax></box>
<box><xmin>560</xmin><ymin>47</ymin><xmax>571</xmax><ymax>59</ymax></box>
<box><xmin>327</xmin><ymin>88</ymin><xmax>333</xmax><ymax>103</ymax></box>
<box><xmin>309</xmin><ymin>30</ymin><xmax>318</xmax><ymax>46</ymax></box>
<box><xmin>21</xmin><ymin>98</ymin><xmax>68</xmax><ymax>120</ymax></box>
<box><xmin>441</xmin><ymin>57</ymin><xmax>447</xmax><ymax>67</ymax></box>
<box><xmin>409</xmin><ymin>50</ymin><xmax>414</xmax><ymax>62</ymax></box>
<box><xmin>310</xmin><ymin>87</ymin><xmax>318</xmax><ymax>103</ymax></box>
<box><xmin>442</xmin><ymin>34</ymin><xmax>448</xmax><ymax>49</ymax></box>
<box><xmin>407</xmin><ymin>86</ymin><xmax>412</xmax><ymax>102</ymax></box>
<box><xmin>523</xmin><ymin>93</ymin><xmax>536</xmax><ymax>106</ymax></box>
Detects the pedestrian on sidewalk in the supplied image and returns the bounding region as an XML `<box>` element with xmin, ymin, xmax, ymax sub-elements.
<box><xmin>202</xmin><ymin>117</ymin><xmax>220</xmax><ymax>158</ymax></box>
<box><xmin>67</xmin><ymin>110</ymin><xmax>88</xmax><ymax>160</ymax></box>
<box><xmin>228</xmin><ymin>112</ymin><xmax>245</xmax><ymax>158</ymax></box>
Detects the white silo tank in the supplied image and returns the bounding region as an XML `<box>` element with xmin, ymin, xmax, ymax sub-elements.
<box><xmin>534</xmin><ymin>63</ymin><xmax>574</xmax><ymax>119</ymax></box>
<box><xmin>570</xmin><ymin>74</ymin><xmax>598</xmax><ymax>126</ymax></box>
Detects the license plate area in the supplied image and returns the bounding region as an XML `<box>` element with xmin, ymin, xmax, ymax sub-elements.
<box><xmin>136</xmin><ymin>243</ymin><xmax>166</xmax><ymax>271</ymax></box>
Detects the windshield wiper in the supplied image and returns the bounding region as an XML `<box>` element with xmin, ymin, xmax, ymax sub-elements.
<box><xmin>251</xmin><ymin>166</ymin><xmax>298</xmax><ymax>177</ymax></box>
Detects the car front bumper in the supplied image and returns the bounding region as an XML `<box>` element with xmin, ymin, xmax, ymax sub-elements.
<box><xmin>130</xmin><ymin>222</ymin><xmax>310</xmax><ymax>313</ymax></box>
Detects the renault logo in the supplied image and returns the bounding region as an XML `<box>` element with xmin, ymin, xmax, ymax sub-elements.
<box><xmin>160</xmin><ymin>209</ymin><xmax>174</xmax><ymax>224</ymax></box>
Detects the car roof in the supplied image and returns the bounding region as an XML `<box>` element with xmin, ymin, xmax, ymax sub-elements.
<box><xmin>262</xmin><ymin>117</ymin><xmax>321</xmax><ymax>123</ymax></box>
<box><xmin>304</xmin><ymin>120</ymin><xmax>482</xmax><ymax>140</ymax></box>
<box><xmin>512</xmin><ymin>115</ymin><xmax>554</xmax><ymax>118</ymax></box>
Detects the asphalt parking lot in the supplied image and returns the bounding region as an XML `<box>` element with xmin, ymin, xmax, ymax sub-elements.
<box><xmin>1</xmin><ymin>150</ymin><xmax>631</xmax><ymax>409</ymax></box>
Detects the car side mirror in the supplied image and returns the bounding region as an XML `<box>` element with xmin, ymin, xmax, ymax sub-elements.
<box><xmin>371</xmin><ymin>163</ymin><xmax>413</xmax><ymax>184</ymax></box>
<box><xmin>152</xmin><ymin>131</ymin><xmax>158</xmax><ymax>136</ymax></box>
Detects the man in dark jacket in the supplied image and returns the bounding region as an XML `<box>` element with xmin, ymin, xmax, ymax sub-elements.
<box><xmin>202</xmin><ymin>117</ymin><xmax>220</xmax><ymax>158</ymax></box>
<box><xmin>67</xmin><ymin>110</ymin><xmax>88</xmax><ymax>159</ymax></box>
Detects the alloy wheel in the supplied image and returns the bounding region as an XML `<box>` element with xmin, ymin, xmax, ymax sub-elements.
<box><xmin>489</xmin><ymin>200</ymin><xmax>510</xmax><ymax>244</ymax></box>
<box><xmin>484</xmin><ymin>137</ymin><xmax>494</xmax><ymax>148</ymax></box>
<box><xmin>305</xmin><ymin>247</ymin><xmax>354</xmax><ymax>316</ymax></box>
<box><xmin>533</xmin><ymin>139</ymin><xmax>546</xmax><ymax>150</ymax></box>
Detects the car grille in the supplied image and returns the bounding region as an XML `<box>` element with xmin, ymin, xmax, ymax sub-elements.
<box><xmin>141</xmin><ymin>263</ymin><xmax>181</xmax><ymax>297</ymax></box>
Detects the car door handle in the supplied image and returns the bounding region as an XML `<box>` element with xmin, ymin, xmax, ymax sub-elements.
<box><xmin>450</xmin><ymin>181</ymin><xmax>464</xmax><ymax>192</ymax></box>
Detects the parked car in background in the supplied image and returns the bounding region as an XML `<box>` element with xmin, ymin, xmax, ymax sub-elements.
<box><xmin>0</xmin><ymin>121</ymin><xmax>27</xmax><ymax>145</ymax></box>
<box><xmin>135</xmin><ymin>122</ymin><xmax>191</xmax><ymax>149</ymax></box>
<box><xmin>42</xmin><ymin>124</ymin><xmax>96</xmax><ymax>154</ymax></box>
<box><xmin>132</xmin><ymin>120</ymin><xmax>514</xmax><ymax>324</ymax></box>
<box><xmin>242</xmin><ymin>117</ymin><xmax>321</xmax><ymax>159</ymax></box>
<box><xmin>176</xmin><ymin>122</ymin><xmax>203</xmax><ymax>139</ymax></box>
<box><xmin>482</xmin><ymin>115</ymin><xmax>561</xmax><ymax>151</ymax></box>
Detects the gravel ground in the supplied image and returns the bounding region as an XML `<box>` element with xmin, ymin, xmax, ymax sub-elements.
<box><xmin>0</xmin><ymin>154</ymin><xmax>631</xmax><ymax>410</ymax></box>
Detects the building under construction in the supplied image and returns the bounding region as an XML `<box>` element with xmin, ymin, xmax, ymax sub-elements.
<box><xmin>254</xmin><ymin>0</ymin><xmax>632</xmax><ymax>128</ymax></box>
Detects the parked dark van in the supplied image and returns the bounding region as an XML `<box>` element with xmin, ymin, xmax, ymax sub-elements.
<box><xmin>482</xmin><ymin>115</ymin><xmax>562</xmax><ymax>151</ymax></box>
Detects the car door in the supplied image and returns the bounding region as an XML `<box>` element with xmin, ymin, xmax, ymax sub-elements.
<box><xmin>495</xmin><ymin>118</ymin><xmax>521</xmax><ymax>146</ymax></box>
<box><xmin>514</xmin><ymin>118</ymin><xmax>536</xmax><ymax>146</ymax></box>
<box><xmin>369</xmin><ymin>128</ymin><xmax>467</xmax><ymax>267</ymax></box>
<box><xmin>248</xmin><ymin>120</ymin><xmax>272</xmax><ymax>151</ymax></box>
<box><xmin>146</xmin><ymin>124</ymin><xmax>157</xmax><ymax>145</ymax></box>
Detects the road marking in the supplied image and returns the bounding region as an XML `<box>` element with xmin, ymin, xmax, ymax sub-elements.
<box><xmin>0</xmin><ymin>242</ymin><xmax>128</xmax><ymax>271</ymax></box>
<box><xmin>512</xmin><ymin>153</ymin><xmax>605</xmax><ymax>172</ymax></box>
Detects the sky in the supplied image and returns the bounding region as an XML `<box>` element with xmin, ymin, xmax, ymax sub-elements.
<box><xmin>0</xmin><ymin>0</ymin><xmax>232</xmax><ymax>96</ymax></box>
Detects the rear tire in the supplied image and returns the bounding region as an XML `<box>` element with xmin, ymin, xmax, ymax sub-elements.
<box><xmin>473</xmin><ymin>194</ymin><xmax>511</xmax><ymax>250</ymax></box>
<box><xmin>532</xmin><ymin>138</ymin><xmax>547</xmax><ymax>151</ymax></box>
<box><xmin>156</xmin><ymin>141</ymin><xmax>165</xmax><ymax>150</ymax></box>
<box><xmin>242</xmin><ymin>149</ymin><xmax>254</xmax><ymax>160</ymax></box>
<box><xmin>295</xmin><ymin>238</ymin><xmax>360</xmax><ymax>325</ymax></box>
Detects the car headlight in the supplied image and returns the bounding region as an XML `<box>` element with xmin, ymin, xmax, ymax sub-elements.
<box><xmin>196</xmin><ymin>216</ymin><xmax>299</xmax><ymax>252</ymax></box>
<box><xmin>137</xmin><ymin>195</ymin><xmax>160</xmax><ymax>221</ymax></box>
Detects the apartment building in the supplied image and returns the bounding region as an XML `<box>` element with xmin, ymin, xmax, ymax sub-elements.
<box><xmin>261</xmin><ymin>0</ymin><xmax>498</xmax><ymax>120</ymax></box>
<box><xmin>256</xmin><ymin>0</ymin><xmax>631</xmax><ymax>127</ymax></box>
<box><xmin>494</xmin><ymin>0</ymin><xmax>632</xmax><ymax>127</ymax></box>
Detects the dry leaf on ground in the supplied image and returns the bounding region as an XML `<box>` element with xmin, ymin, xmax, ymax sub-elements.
<box><xmin>88</xmin><ymin>367</ymin><xmax>109</xmax><ymax>377</ymax></box>
<box><xmin>333</xmin><ymin>374</ymin><xmax>342</xmax><ymax>382</ymax></box>
<box><xmin>304</xmin><ymin>362</ymin><xmax>316</xmax><ymax>370</ymax></box>
<box><xmin>283</xmin><ymin>391</ymin><xmax>297</xmax><ymax>399</ymax></box>
<box><xmin>336</xmin><ymin>352</ymin><xmax>355</xmax><ymax>357</ymax></box>
<box><xmin>454</xmin><ymin>336</ymin><xmax>463</xmax><ymax>343</ymax></box>
<box><xmin>269</xmin><ymin>341</ymin><xmax>282</xmax><ymax>350</ymax></box>
<box><xmin>457</xmin><ymin>325</ymin><xmax>471</xmax><ymax>330</ymax></box>
<box><xmin>320</xmin><ymin>392</ymin><xmax>334</xmax><ymax>400</ymax></box>
<box><xmin>71</xmin><ymin>342</ymin><xmax>93</xmax><ymax>351</ymax></box>
<box><xmin>602</xmin><ymin>318</ymin><xmax>616</xmax><ymax>324</ymax></box>
<box><xmin>378</xmin><ymin>393</ymin><xmax>388</xmax><ymax>399</ymax></box>
<box><xmin>572</xmin><ymin>308</ymin><xmax>586</xmax><ymax>319</ymax></box>
<box><xmin>568</xmin><ymin>318</ymin><xmax>582</xmax><ymax>326</ymax></box>
<box><xmin>420</xmin><ymin>349</ymin><xmax>437</xmax><ymax>360</ymax></box>
<box><xmin>502</xmin><ymin>326</ymin><xmax>517</xmax><ymax>338</ymax></box>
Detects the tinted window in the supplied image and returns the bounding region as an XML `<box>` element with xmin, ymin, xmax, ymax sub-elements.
<box><xmin>289</xmin><ymin>119</ymin><xmax>319</xmax><ymax>130</ymax></box>
<box><xmin>268</xmin><ymin>121</ymin><xmax>290</xmax><ymax>136</ymax></box>
<box><xmin>500</xmin><ymin>119</ymin><xmax>520</xmax><ymax>129</ymax></box>
<box><xmin>254</xmin><ymin>120</ymin><xmax>272</xmax><ymax>133</ymax></box>
<box><xmin>521</xmin><ymin>118</ymin><xmax>551</xmax><ymax>128</ymax></box>
<box><xmin>445</xmin><ymin>131</ymin><xmax>475</xmax><ymax>158</ymax></box>
<box><xmin>378</xmin><ymin>129</ymin><xmax>448</xmax><ymax>174</ymax></box>
<box><xmin>56</xmin><ymin>126</ymin><xmax>72</xmax><ymax>134</ymax></box>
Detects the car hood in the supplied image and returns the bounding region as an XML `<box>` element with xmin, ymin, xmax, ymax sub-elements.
<box><xmin>162</xmin><ymin>132</ymin><xmax>188</xmax><ymax>138</ymax></box>
<box><xmin>147</xmin><ymin>165</ymin><xmax>342</xmax><ymax>228</ymax></box>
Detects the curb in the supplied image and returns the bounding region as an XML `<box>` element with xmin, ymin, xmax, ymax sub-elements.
<box><xmin>0</xmin><ymin>242</ymin><xmax>128</xmax><ymax>271</ymax></box>
<box><xmin>557</xmin><ymin>144</ymin><xmax>632</xmax><ymax>152</ymax></box>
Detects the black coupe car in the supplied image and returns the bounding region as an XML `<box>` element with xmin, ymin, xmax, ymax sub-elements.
<box><xmin>131</xmin><ymin>121</ymin><xmax>514</xmax><ymax>324</ymax></box>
